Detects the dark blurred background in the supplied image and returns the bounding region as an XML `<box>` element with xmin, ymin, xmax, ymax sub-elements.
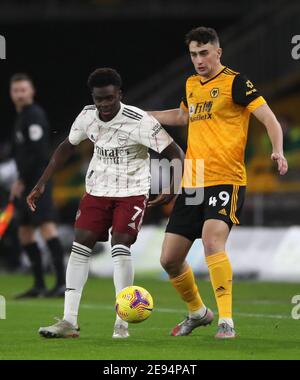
<box><xmin>1</xmin><ymin>0</ymin><xmax>300</xmax><ymax>271</ymax></box>
<box><xmin>0</xmin><ymin>0</ymin><xmax>238</xmax><ymax>141</ymax></box>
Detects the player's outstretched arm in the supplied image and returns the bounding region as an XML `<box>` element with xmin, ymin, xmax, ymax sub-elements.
<box><xmin>148</xmin><ymin>108</ymin><xmax>188</xmax><ymax>127</ymax></box>
<box><xmin>27</xmin><ymin>138</ymin><xmax>76</xmax><ymax>211</ymax></box>
<box><xmin>148</xmin><ymin>141</ymin><xmax>185</xmax><ymax>208</ymax></box>
<box><xmin>252</xmin><ymin>103</ymin><xmax>288</xmax><ymax>175</ymax></box>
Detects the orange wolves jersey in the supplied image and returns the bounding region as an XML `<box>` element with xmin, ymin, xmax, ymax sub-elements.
<box><xmin>180</xmin><ymin>66</ymin><xmax>266</xmax><ymax>187</ymax></box>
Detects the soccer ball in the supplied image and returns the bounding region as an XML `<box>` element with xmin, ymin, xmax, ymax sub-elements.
<box><xmin>115</xmin><ymin>286</ymin><xmax>153</xmax><ymax>323</ymax></box>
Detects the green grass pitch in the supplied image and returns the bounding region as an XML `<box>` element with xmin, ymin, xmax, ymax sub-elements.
<box><xmin>0</xmin><ymin>274</ymin><xmax>300</xmax><ymax>360</ymax></box>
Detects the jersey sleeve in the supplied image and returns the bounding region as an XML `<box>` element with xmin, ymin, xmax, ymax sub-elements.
<box><xmin>68</xmin><ymin>110</ymin><xmax>88</xmax><ymax>145</ymax></box>
<box><xmin>180</xmin><ymin>85</ymin><xmax>188</xmax><ymax>112</ymax></box>
<box><xmin>136</xmin><ymin>115</ymin><xmax>173</xmax><ymax>153</ymax></box>
<box><xmin>246</xmin><ymin>96</ymin><xmax>266</xmax><ymax>113</ymax></box>
<box><xmin>232</xmin><ymin>74</ymin><xmax>266</xmax><ymax>112</ymax></box>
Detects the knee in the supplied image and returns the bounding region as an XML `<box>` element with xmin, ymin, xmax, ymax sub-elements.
<box><xmin>202</xmin><ymin>235</ymin><xmax>223</xmax><ymax>256</ymax></box>
<box><xmin>40</xmin><ymin>222</ymin><xmax>58</xmax><ymax>240</ymax></box>
<box><xmin>74</xmin><ymin>229</ymin><xmax>97</xmax><ymax>249</ymax></box>
<box><xmin>19</xmin><ymin>227</ymin><xmax>35</xmax><ymax>245</ymax></box>
<box><xmin>111</xmin><ymin>233</ymin><xmax>135</xmax><ymax>248</ymax></box>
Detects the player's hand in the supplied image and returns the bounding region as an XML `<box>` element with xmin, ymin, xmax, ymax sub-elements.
<box><xmin>147</xmin><ymin>193</ymin><xmax>175</xmax><ymax>208</ymax></box>
<box><xmin>26</xmin><ymin>185</ymin><xmax>45</xmax><ymax>212</ymax></box>
<box><xmin>9</xmin><ymin>180</ymin><xmax>25</xmax><ymax>202</ymax></box>
<box><xmin>271</xmin><ymin>152</ymin><xmax>288</xmax><ymax>175</ymax></box>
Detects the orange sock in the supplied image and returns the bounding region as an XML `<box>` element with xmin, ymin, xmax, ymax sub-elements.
<box><xmin>170</xmin><ymin>266</ymin><xmax>204</xmax><ymax>312</ymax></box>
<box><xmin>206</xmin><ymin>252</ymin><xmax>232</xmax><ymax>319</ymax></box>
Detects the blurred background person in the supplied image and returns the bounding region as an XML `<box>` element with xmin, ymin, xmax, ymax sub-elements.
<box><xmin>9</xmin><ymin>73</ymin><xmax>65</xmax><ymax>298</ymax></box>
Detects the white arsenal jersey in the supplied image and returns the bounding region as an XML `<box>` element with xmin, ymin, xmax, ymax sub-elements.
<box><xmin>68</xmin><ymin>102</ymin><xmax>173</xmax><ymax>197</ymax></box>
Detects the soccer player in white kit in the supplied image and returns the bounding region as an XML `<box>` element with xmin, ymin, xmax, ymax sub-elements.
<box><xmin>27</xmin><ymin>68</ymin><xmax>184</xmax><ymax>339</ymax></box>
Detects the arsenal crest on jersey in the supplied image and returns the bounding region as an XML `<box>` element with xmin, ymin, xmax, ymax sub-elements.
<box><xmin>117</xmin><ymin>132</ymin><xmax>128</xmax><ymax>146</ymax></box>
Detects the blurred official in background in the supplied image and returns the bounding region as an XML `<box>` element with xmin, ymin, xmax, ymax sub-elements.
<box><xmin>9</xmin><ymin>73</ymin><xmax>65</xmax><ymax>298</ymax></box>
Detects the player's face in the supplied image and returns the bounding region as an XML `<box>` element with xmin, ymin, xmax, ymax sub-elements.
<box><xmin>189</xmin><ymin>41</ymin><xmax>222</xmax><ymax>78</ymax></box>
<box><xmin>92</xmin><ymin>85</ymin><xmax>122</xmax><ymax>122</ymax></box>
<box><xmin>10</xmin><ymin>80</ymin><xmax>35</xmax><ymax>109</ymax></box>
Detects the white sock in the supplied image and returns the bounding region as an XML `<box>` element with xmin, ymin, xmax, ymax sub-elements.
<box><xmin>63</xmin><ymin>242</ymin><xmax>92</xmax><ymax>327</ymax></box>
<box><xmin>112</xmin><ymin>244</ymin><xmax>134</xmax><ymax>327</ymax></box>
<box><xmin>218</xmin><ymin>318</ymin><xmax>234</xmax><ymax>328</ymax></box>
<box><xmin>189</xmin><ymin>306</ymin><xmax>207</xmax><ymax>319</ymax></box>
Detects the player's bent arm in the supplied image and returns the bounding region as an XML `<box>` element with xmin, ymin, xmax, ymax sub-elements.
<box><xmin>148</xmin><ymin>141</ymin><xmax>185</xmax><ymax>208</ymax></box>
<box><xmin>253</xmin><ymin>104</ymin><xmax>283</xmax><ymax>153</ymax></box>
<box><xmin>26</xmin><ymin>138</ymin><xmax>76</xmax><ymax>211</ymax></box>
<box><xmin>252</xmin><ymin>103</ymin><xmax>288</xmax><ymax>175</ymax></box>
<box><xmin>148</xmin><ymin>108</ymin><xmax>188</xmax><ymax>127</ymax></box>
<box><xmin>160</xmin><ymin>141</ymin><xmax>185</xmax><ymax>192</ymax></box>
<box><xmin>160</xmin><ymin>141</ymin><xmax>185</xmax><ymax>163</ymax></box>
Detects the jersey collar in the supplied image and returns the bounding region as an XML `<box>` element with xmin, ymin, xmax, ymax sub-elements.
<box><xmin>199</xmin><ymin>66</ymin><xmax>226</xmax><ymax>85</ymax></box>
<box><xmin>95</xmin><ymin>102</ymin><xmax>125</xmax><ymax>125</ymax></box>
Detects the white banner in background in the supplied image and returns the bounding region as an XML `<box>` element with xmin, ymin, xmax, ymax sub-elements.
<box><xmin>89</xmin><ymin>225</ymin><xmax>300</xmax><ymax>282</ymax></box>
<box><xmin>0</xmin><ymin>35</ymin><xmax>6</xmax><ymax>59</ymax></box>
<box><xmin>0</xmin><ymin>295</ymin><xmax>6</xmax><ymax>319</ymax></box>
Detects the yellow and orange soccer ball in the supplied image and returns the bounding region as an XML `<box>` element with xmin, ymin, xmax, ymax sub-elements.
<box><xmin>115</xmin><ymin>286</ymin><xmax>154</xmax><ymax>323</ymax></box>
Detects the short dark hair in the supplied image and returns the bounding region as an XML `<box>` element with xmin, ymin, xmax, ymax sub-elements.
<box><xmin>185</xmin><ymin>27</ymin><xmax>219</xmax><ymax>46</ymax></box>
<box><xmin>87</xmin><ymin>68</ymin><xmax>122</xmax><ymax>91</ymax></box>
<box><xmin>10</xmin><ymin>73</ymin><xmax>34</xmax><ymax>86</ymax></box>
